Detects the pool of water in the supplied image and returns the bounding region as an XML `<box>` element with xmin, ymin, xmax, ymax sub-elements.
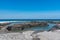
<box><xmin>0</xmin><ymin>21</ymin><xmax>56</xmax><ymax>31</ymax></box>
<box><xmin>25</xmin><ymin>24</ymin><xmax>56</xmax><ymax>31</ymax></box>
<box><xmin>10</xmin><ymin>22</ymin><xmax>56</xmax><ymax>31</ymax></box>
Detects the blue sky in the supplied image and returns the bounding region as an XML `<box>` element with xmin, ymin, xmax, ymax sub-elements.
<box><xmin>0</xmin><ymin>0</ymin><xmax>60</xmax><ymax>19</ymax></box>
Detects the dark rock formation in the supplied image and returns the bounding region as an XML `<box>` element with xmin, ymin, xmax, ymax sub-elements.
<box><xmin>0</xmin><ymin>23</ymin><xmax>11</xmax><ymax>30</ymax></box>
<box><xmin>6</xmin><ymin>26</ymin><xmax>12</xmax><ymax>31</ymax></box>
<box><xmin>10</xmin><ymin>22</ymin><xmax>48</xmax><ymax>31</ymax></box>
<box><xmin>0</xmin><ymin>23</ymin><xmax>11</xmax><ymax>26</ymax></box>
<box><xmin>32</xmin><ymin>38</ymin><xmax>40</xmax><ymax>40</ymax></box>
<box><xmin>49</xmin><ymin>21</ymin><xmax>60</xmax><ymax>24</ymax></box>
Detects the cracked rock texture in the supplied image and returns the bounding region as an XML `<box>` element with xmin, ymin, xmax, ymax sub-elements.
<box><xmin>0</xmin><ymin>30</ymin><xmax>60</xmax><ymax>40</ymax></box>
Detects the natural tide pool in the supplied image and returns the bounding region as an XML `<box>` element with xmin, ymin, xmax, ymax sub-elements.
<box><xmin>24</xmin><ymin>24</ymin><xmax>56</xmax><ymax>31</ymax></box>
<box><xmin>9</xmin><ymin>21</ymin><xmax>56</xmax><ymax>31</ymax></box>
<box><xmin>0</xmin><ymin>21</ymin><xmax>56</xmax><ymax>32</ymax></box>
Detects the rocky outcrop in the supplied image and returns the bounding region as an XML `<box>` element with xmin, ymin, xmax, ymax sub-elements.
<box><xmin>48</xmin><ymin>24</ymin><xmax>60</xmax><ymax>31</ymax></box>
<box><xmin>54</xmin><ymin>24</ymin><xmax>60</xmax><ymax>29</ymax></box>
<box><xmin>12</xmin><ymin>22</ymin><xmax>48</xmax><ymax>27</ymax></box>
<box><xmin>0</xmin><ymin>22</ymin><xmax>48</xmax><ymax>32</ymax></box>
<box><xmin>10</xmin><ymin>22</ymin><xmax>48</xmax><ymax>31</ymax></box>
<box><xmin>0</xmin><ymin>23</ymin><xmax>11</xmax><ymax>30</ymax></box>
<box><xmin>49</xmin><ymin>21</ymin><xmax>60</xmax><ymax>24</ymax></box>
<box><xmin>0</xmin><ymin>23</ymin><xmax>11</xmax><ymax>26</ymax></box>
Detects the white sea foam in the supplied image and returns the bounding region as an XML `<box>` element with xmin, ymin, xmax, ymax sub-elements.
<box><xmin>0</xmin><ymin>21</ymin><xmax>30</xmax><ymax>23</ymax></box>
<box><xmin>0</xmin><ymin>21</ymin><xmax>17</xmax><ymax>23</ymax></box>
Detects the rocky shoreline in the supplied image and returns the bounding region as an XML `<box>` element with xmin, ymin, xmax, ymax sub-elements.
<box><xmin>0</xmin><ymin>21</ymin><xmax>60</xmax><ymax>40</ymax></box>
<box><xmin>0</xmin><ymin>21</ymin><xmax>48</xmax><ymax>32</ymax></box>
<box><xmin>0</xmin><ymin>30</ymin><xmax>60</xmax><ymax>40</ymax></box>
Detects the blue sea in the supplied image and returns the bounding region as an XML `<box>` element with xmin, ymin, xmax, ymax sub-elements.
<box><xmin>0</xmin><ymin>19</ymin><xmax>58</xmax><ymax>31</ymax></box>
<box><xmin>0</xmin><ymin>19</ymin><xmax>60</xmax><ymax>21</ymax></box>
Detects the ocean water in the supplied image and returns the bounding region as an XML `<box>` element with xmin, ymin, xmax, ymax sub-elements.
<box><xmin>0</xmin><ymin>19</ymin><xmax>60</xmax><ymax>21</ymax></box>
<box><xmin>0</xmin><ymin>19</ymin><xmax>57</xmax><ymax>31</ymax></box>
